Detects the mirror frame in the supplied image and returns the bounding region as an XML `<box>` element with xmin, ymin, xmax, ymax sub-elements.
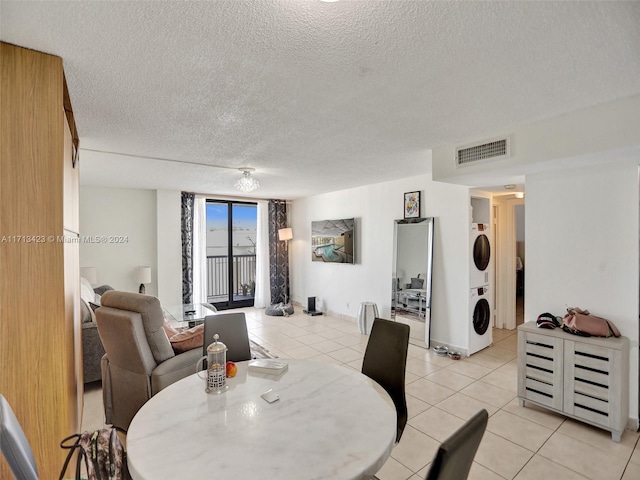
<box><xmin>391</xmin><ymin>217</ymin><xmax>435</xmax><ymax>348</ymax></box>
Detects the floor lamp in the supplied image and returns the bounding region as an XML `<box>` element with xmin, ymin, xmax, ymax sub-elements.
<box><xmin>278</xmin><ymin>228</ymin><xmax>293</xmax><ymax>304</ymax></box>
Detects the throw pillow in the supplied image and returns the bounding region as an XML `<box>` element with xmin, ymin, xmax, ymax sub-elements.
<box><xmin>169</xmin><ymin>324</ymin><xmax>204</xmax><ymax>353</ymax></box>
<box><xmin>410</xmin><ymin>277</ymin><xmax>424</xmax><ymax>289</ymax></box>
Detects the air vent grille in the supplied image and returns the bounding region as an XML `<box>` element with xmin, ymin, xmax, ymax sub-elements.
<box><xmin>457</xmin><ymin>138</ymin><xmax>510</xmax><ymax>166</ymax></box>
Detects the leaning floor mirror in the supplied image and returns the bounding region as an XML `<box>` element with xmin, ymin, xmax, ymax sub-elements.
<box><xmin>391</xmin><ymin>217</ymin><xmax>435</xmax><ymax>348</ymax></box>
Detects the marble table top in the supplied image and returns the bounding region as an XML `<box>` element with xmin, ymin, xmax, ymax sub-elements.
<box><xmin>127</xmin><ymin>358</ymin><xmax>396</xmax><ymax>480</ymax></box>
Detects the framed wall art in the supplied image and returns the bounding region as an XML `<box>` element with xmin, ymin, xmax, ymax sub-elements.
<box><xmin>404</xmin><ymin>191</ymin><xmax>420</xmax><ymax>219</ymax></box>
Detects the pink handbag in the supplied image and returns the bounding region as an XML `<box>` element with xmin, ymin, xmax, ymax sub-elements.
<box><xmin>562</xmin><ymin>307</ymin><xmax>621</xmax><ymax>337</ymax></box>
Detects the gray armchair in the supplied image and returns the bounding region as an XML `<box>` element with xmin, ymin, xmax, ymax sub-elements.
<box><xmin>96</xmin><ymin>291</ymin><xmax>202</xmax><ymax>431</ymax></box>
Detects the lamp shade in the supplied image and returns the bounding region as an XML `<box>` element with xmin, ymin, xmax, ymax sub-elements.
<box><xmin>135</xmin><ymin>266</ymin><xmax>152</xmax><ymax>284</ymax></box>
<box><xmin>278</xmin><ymin>227</ymin><xmax>293</xmax><ymax>241</ymax></box>
<box><xmin>80</xmin><ymin>267</ymin><xmax>97</xmax><ymax>286</ymax></box>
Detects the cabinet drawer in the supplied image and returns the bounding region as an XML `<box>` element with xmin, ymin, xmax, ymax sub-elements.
<box><xmin>518</xmin><ymin>329</ymin><xmax>563</xmax><ymax>410</ymax></box>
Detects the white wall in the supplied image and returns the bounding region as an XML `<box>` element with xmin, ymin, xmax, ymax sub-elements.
<box><xmin>290</xmin><ymin>173</ymin><xmax>471</xmax><ymax>350</ymax></box>
<box><xmin>79</xmin><ymin>186</ymin><xmax>158</xmax><ymax>295</ymax></box>
<box><xmin>526</xmin><ymin>160</ymin><xmax>639</xmax><ymax>426</ymax></box>
<box><xmin>432</xmin><ymin>95</ymin><xmax>640</xmax><ymax>185</ymax></box>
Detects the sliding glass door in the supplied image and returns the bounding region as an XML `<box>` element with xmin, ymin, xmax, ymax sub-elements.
<box><xmin>206</xmin><ymin>200</ymin><xmax>257</xmax><ymax>310</ymax></box>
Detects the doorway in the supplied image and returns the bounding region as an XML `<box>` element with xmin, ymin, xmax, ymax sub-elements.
<box><xmin>493</xmin><ymin>194</ymin><xmax>525</xmax><ymax>330</ymax></box>
<box><xmin>206</xmin><ymin>200</ymin><xmax>257</xmax><ymax>310</ymax></box>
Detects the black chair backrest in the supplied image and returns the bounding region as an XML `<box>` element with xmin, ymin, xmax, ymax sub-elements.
<box><xmin>203</xmin><ymin>313</ymin><xmax>252</xmax><ymax>362</ymax></box>
<box><xmin>425</xmin><ymin>409</ymin><xmax>489</xmax><ymax>480</ymax></box>
<box><xmin>361</xmin><ymin>318</ymin><xmax>410</xmax><ymax>443</ymax></box>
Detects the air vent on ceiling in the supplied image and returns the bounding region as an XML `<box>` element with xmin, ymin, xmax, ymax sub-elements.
<box><xmin>456</xmin><ymin>137</ymin><xmax>511</xmax><ymax>167</ymax></box>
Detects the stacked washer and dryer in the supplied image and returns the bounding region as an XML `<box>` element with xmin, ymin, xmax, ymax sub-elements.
<box><xmin>469</xmin><ymin>197</ymin><xmax>493</xmax><ymax>355</ymax></box>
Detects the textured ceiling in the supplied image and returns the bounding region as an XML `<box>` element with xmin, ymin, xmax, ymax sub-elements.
<box><xmin>2</xmin><ymin>1</ymin><xmax>639</xmax><ymax>199</ymax></box>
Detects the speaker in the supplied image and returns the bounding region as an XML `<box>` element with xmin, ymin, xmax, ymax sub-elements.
<box><xmin>304</xmin><ymin>296</ymin><xmax>322</xmax><ymax>316</ymax></box>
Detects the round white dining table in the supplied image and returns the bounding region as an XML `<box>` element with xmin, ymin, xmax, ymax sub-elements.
<box><xmin>126</xmin><ymin>358</ymin><xmax>397</xmax><ymax>480</ymax></box>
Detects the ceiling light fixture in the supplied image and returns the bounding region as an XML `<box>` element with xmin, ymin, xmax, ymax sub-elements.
<box><xmin>504</xmin><ymin>184</ymin><xmax>516</xmax><ymax>190</ymax></box>
<box><xmin>235</xmin><ymin>168</ymin><xmax>260</xmax><ymax>193</ymax></box>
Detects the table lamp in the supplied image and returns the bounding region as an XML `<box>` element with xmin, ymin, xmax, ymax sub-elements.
<box><xmin>135</xmin><ymin>266</ymin><xmax>151</xmax><ymax>294</ymax></box>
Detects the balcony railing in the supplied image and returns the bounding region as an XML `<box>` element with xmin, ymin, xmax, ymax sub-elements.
<box><xmin>206</xmin><ymin>254</ymin><xmax>256</xmax><ymax>301</ymax></box>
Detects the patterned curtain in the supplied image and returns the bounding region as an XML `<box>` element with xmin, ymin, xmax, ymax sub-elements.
<box><xmin>268</xmin><ymin>200</ymin><xmax>289</xmax><ymax>304</ymax></box>
<box><xmin>181</xmin><ymin>192</ymin><xmax>195</xmax><ymax>304</ymax></box>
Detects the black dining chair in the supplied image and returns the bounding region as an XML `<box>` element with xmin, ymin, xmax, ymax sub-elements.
<box><xmin>361</xmin><ymin>318</ymin><xmax>410</xmax><ymax>443</ymax></box>
<box><xmin>424</xmin><ymin>409</ymin><xmax>489</xmax><ymax>480</ymax></box>
<box><xmin>0</xmin><ymin>394</ymin><xmax>39</xmax><ymax>480</ymax></box>
<box><xmin>203</xmin><ymin>312</ymin><xmax>252</xmax><ymax>362</ymax></box>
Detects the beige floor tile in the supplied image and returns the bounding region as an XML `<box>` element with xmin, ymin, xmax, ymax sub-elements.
<box><xmin>492</xmin><ymin>328</ymin><xmax>516</xmax><ymax>342</ymax></box>
<box><xmin>406</xmin><ymin>393</ymin><xmax>431</xmax><ymax>420</ymax></box>
<box><xmin>475</xmin><ymin>431</ymin><xmax>534</xmax><ymax>480</ymax></box>
<box><xmin>631</xmin><ymin>439</ymin><xmax>640</xmax><ymax>465</ymax></box>
<box><xmin>502</xmin><ymin>398</ymin><xmax>565</xmax><ymax>430</ymax></box>
<box><xmin>514</xmin><ymin>455</ymin><xmax>588</xmax><ymax>480</ymax></box>
<box><xmin>307</xmin><ymin>353</ymin><xmax>343</xmax><ymax>365</ymax></box>
<box><xmin>264</xmin><ymin>336</ymin><xmax>305</xmax><ymax>350</ymax></box>
<box><xmin>481</xmin><ymin>370</ymin><xmax>517</xmax><ymax>393</ymax></box>
<box><xmin>81</xmin><ymin>381</ymin><xmax>106</xmax><ymax>432</ymax></box>
<box><xmin>445</xmin><ymin>360</ymin><xmax>493</xmax><ymax>380</ymax></box>
<box><xmin>405</xmin><ymin>357</ymin><xmax>443</xmax><ymax>377</ymax></box>
<box><xmin>493</xmin><ymin>335</ymin><xmax>518</xmax><ymax>352</ymax></box>
<box><xmin>621</xmin><ymin>461</ymin><xmax>640</xmax><ymax>480</ymax></box>
<box><xmin>539</xmin><ymin>432</ymin><xmax>627</xmax><ymax>480</ymax></box>
<box><xmin>309</xmin><ymin>338</ymin><xmax>345</xmax><ymax>353</ymax></box>
<box><xmin>468</xmin><ymin>461</ymin><xmax>508</xmax><ymax>480</ymax></box>
<box><xmin>376</xmin><ymin>455</ymin><xmax>415</xmax><ymax>480</ymax></box>
<box><xmin>284</xmin><ymin>344</ymin><xmax>322</xmax><ymax>359</ymax></box>
<box><xmin>487</xmin><ymin>410</ymin><xmax>554</xmax><ymax>452</ymax></box>
<box><xmin>346</xmin><ymin>358</ymin><xmax>364</xmax><ymax>371</ymax></box>
<box><xmin>283</xmin><ymin>326</ymin><xmax>315</xmax><ymax>338</ymax></box>
<box><xmin>391</xmin><ymin>425</ymin><xmax>441</xmax><ymax>472</ymax></box>
<box><xmin>406</xmin><ymin>378</ymin><xmax>456</xmax><ymax>406</ymax></box>
<box><xmin>436</xmin><ymin>392</ymin><xmax>498</xmax><ymax>420</ymax></box>
<box><xmin>333</xmin><ymin>334</ymin><xmax>365</xmax><ymax>347</ymax></box>
<box><xmin>460</xmin><ymin>381</ymin><xmax>516</xmax><ymax>408</ymax></box>
<box><xmin>466</xmin><ymin>352</ymin><xmax>510</xmax><ymax>370</ymax></box>
<box><xmin>557</xmin><ymin>419</ymin><xmax>639</xmax><ymax>460</ymax></box>
<box><xmin>408</xmin><ymin>406</ymin><xmax>465</xmax><ymax>442</ymax></box>
<box><xmin>327</xmin><ymin>347</ymin><xmax>362</xmax><ymax>363</ymax></box>
<box><xmin>404</xmin><ymin>371</ymin><xmax>421</xmax><ymax>385</ymax></box>
<box><xmin>481</xmin><ymin>346</ymin><xmax>517</xmax><ymax>362</ymax></box>
<box><xmin>317</xmin><ymin>329</ymin><xmax>346</xmax><ymax>340</ymax></box>
<box><xmin>294</xmin><ymin>333</ymin><xmax>327</xmax><ymax>345</ymax></box>
<box><xmin>425</xmin><ymin>368</ymin><xmax>476</xmax><ymax>391</ymax></box>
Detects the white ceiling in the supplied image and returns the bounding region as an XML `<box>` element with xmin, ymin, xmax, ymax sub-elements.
<box><xmin>2</xmin><ymin>1</ymin><xmax>639</xmax><ymax>199</ymax></box>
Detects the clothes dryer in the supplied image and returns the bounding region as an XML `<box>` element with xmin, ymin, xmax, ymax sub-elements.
<box><xmin>470</xmin><ymin>223</ymin><xmax>491</xmax><ymax>288</ymax></box>
<box><xmin>469</xmin><ymin>285</ymin><xmax>492</xmax><ymax>354</ymax></box>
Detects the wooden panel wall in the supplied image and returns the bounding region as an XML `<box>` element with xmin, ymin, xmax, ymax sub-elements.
<box><xmin>1</xmin><ymin>42</ymin><xmax>81</xmax><ymax>478</ymax></box>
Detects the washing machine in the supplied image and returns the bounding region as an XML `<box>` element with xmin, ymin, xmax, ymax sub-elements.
<box><xmin>470</xmin><ymin>223</ymin><xmax>491</xmax><ymax>288</ymax></box>
<box><xmin>469</xmin><ymin>285</ymin><xmax>492</xmax><ymax>354</ymax></box>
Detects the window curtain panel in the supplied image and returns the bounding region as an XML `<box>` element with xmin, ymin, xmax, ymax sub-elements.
<box><xmin>268</xmin><ymin>200</ymin><xmax>289</xmax><ymax>304</ymax></box>
<box><xmin>181</xmin><ymin>192</ymin><xmax>195</xmax><ymax>304</ymax></box>
<box><xmin>192</xmin><ymin>196</ymin><xmax>207</xmax><ymax>304</ymax></box>
<box><xmin>254</xmin><ymin>200</ymin><xmax>271</xmax><ymax>308</ymax></box>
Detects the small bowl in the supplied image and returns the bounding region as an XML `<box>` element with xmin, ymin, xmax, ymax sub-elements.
<box><xmin>448</xmin><ymin>351</ymin><xmax>462</xmax><ymax>360</ymax></box>
<box><xmin>433</xmin><ymin>346</ymin><xmax>449</xmax><ymax>356</ymax></box>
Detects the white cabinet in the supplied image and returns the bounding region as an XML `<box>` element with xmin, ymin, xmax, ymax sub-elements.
<box><xmin>517</xmin><ymin>322</ymin><xmax>629</xmax><ymax>442</ymax></box>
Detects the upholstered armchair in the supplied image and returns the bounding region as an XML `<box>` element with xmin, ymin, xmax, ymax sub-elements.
<box><xmin>96</xmin><ymin>291</ymin><xmax>202</xmax><ymax>431</ymax></box>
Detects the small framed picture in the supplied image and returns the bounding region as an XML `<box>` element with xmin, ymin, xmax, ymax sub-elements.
<box><xmin>404</xmin><ymin>191</ymin><xmax>421</xmax><ymax>219</ymax></box>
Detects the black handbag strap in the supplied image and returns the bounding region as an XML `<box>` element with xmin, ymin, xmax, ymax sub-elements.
<box><xmin>58</xmin><ymin>433</ymin><xmax>90</xmax><ymax>480</ymax></box>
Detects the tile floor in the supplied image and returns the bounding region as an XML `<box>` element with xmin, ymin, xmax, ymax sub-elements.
<box><xmin>82</xmin><ymin>307</ymin><xmax>640</xmax><ymax>480</ymax></box>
